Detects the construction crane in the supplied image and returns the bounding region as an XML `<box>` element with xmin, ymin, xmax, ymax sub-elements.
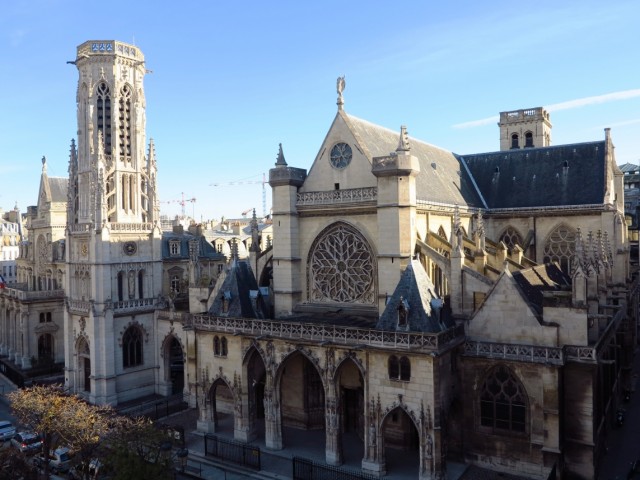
<box><xmin>210</xmin><ymin>173</ymin><xmax>267</xmax><ymax>218</ymax></box>
<box><xmin>160</xmin><ymin>192</ymin><xmax>196</xmax><ymax>217</ymax></box>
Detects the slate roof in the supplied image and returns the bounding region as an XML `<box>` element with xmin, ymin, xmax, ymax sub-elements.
<box><xmin>620</xmin><ymin>162</ymin><xmax>639</xmax><ymax>174</ymax></box>
<box><xmin>344</xmin><ymin>114</ymin><xmax>485</xmax><ymax>208</ymax></box>
<box><xmin>459</xmin><ymin>141</ymin><xmax>606</xmax><ymax>209</ymax></box>
<box><xmin>376</xmin><ymin>259</ymin><xmax>452</xmax><ymax>333</ymax></box>
<box><xmin>47</xmin><ymin>177</ymin><xmax>68</xmax><ymax>203</ymax></box>
<box><xmin>511</xmin><ymin>263</ymin><xmax>572</xmax><ymax>316</ymax></box>
<box><xmin>162</xmin><ymin>231</ymin><xmax>224</xmax><ymax>261</ymax></box>
<box><xmin>208</xmin><ymin>259</ymin><xmax>268</xmax><ymax>318</ymax></box>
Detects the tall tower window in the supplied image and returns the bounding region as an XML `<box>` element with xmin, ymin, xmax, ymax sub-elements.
<box><xmin>96</xmin><ymin>82</ymin><xmax>112</xmax><ymax>154</ymax></box>
<box><xmin>524</xmin><ymin>131</ymin><xmax>534</xmax><ymax>148</ymax></box>
<box><xmin>119</xmin><ymin>85</ymin><xmax>132</xmax><ymax>160</ymax></box>
<box><xmin>122</xmin><ymin>326</ymin><xmax>143</xmax><ymax>368</ymax></box>
<box><xmin>510</xmin><ymin>133</ymin><xmax>519</xmax><ymax>149</ymax></box>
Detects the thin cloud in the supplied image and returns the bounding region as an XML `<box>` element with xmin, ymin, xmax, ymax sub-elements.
<box><xmin>452</xmin><ymin>89</ymin><xmax>640</xmax><ymax>129</ymax></box>
<box><xmin>594</xmin><ymin>118</ymin><xmax>640</xmax><ymax>130</ymax></box>
<box><xmin>547</xmin><ymin>89</ymin><xmax>640</xmax><ymax>112</ymax></box>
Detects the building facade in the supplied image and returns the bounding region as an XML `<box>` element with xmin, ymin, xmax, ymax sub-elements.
<box><xmin>0</xmin><ymin>41</ymin><xmax>635</xmax><ymax>480</ymax></box>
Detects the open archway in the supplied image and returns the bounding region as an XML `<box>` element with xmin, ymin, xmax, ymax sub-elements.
<box><xmin>336</xmin><ymin>357</ymin><xmax>365</xmax><ymax>466</ymax></box>
<box><xmin>246</xmin><ymin>347</ymin><xmax>267</xmax><ymax>442</ymax></box>
<box><xmin>381</xmin><ymin>407</ymin><xmax>420</xmax><ymax>478</ymax></box>
<box><xmin>276</xmin><ymin>351</ymin><xmax>326</xmax><ymax>453</ymax></box>
<box><xmin>76</xmin><ymin>336</ymin><xmax>91</xmax><ymax>393</ymax></box>
<box><xmin>164</xmin><ymin>336</ymin><xmax>184</xmax><ymax>395</ymax></box>
<box><xmin>208</xmin><ymin>379</ymin><xmax>235</xmax><ymax>435</ymax></box>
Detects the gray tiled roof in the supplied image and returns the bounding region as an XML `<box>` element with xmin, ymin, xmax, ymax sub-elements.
<box><xmin>162</xmin><ymin>231</ymin><xmax>224</xmax><ymax>260</ymax></box>
<box><xmin>376</xmin><ymin>259</ymin><xmax>452</xmax><ymax>333</ymax></box>
<box><xmin>208</xmin><ymin>259</ymin><xmax>267</xmax><ymax>318</ymax></box>
<box><xmin>620</xmin><ymin>162</ymin><xmax>639</xmax><ymax>174</ymax></box>
<box><xmin>459</xmin><ymin>142</ymin><xmax>606</xmax><ymax>209</ymax></box>
<box><xmin>48</xmin><ymin>177</ymin><xmax>68</xmax><ymax>203</ymax></box>
<box><xmin>345</xmin><ymin>114</ymin><xmax>485</xmax><ymax>208</ymax></box>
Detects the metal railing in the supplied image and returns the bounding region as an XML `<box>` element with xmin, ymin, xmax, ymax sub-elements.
<box><xmin>204</xmin><ymin>434</ymin><xmax>261</xmax><ymax>470</ymax></box>
<box><xmin>293</xmin><ymin>457</ymin><xmax>378</xmax><ymax>480</ymax></box>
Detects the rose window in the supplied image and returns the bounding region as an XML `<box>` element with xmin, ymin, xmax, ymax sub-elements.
<box><xmin>308</xmin><ymin>222</ymin><xmax>375</xmax><ymax>304</ymax></box>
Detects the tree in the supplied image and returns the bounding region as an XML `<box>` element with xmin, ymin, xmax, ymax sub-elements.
<box><xmin>8</xmin><ymin>384</ymin><xmax>114</xmax><ymax>479</ymax></box>
<box><xmin>104</xmin><ymin>416</ymin><xmax>175</xmax><ymax>480</ymax></box>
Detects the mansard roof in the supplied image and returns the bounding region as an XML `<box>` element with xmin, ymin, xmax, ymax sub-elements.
<box><xmin>511</xmin><ymin>263</ymin><xmax>572</xmax><ymax>316</ymax></box>
<box><xmin>344</xmin><ymin>113</ymin><xmax>485</xmax><ymax>208</ymax></box>
<box><xmin>459</xmin><ymin>141</ymin><xmax>606</xmax><ymax>209</ymax></box>
<box><xmin>377</xmin><ymin>259</ymin><xmax>452</xmax><ymax>333</ymax></box>
<box><xmin>162</xmin><ymin>230</ymin><xmax>224</xmax><ymax>260</ymax></box>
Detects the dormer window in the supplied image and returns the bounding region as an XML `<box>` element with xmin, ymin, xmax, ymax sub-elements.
<box><xmin>524</xmin><ymin>131</ymin><xmax>533</xmax><ymax>148</ymax></box>
<box><xmin>511</xmin><ymin>133</ymin><xmax>519</xmax><ymax>149</ymax></box>
<box><xmin>169</xmin><ymin>240</ymin><xmax>180</xmax><ymax>256</ymax></box>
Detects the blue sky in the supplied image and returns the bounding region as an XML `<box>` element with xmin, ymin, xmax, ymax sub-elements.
<box><xmin>1</xmin><ymin>0</ymin><xmax>639</xmax><ymax>221</ymax></box>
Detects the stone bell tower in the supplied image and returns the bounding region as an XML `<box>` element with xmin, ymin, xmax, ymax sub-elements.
<box><xmin>65</xmin><ymin>41</ymin><xmax>163</xmax><ymax>405</ymax></box>
<box><xmin>498</xmin><ymin>107</ymin><xmax>552</xmax><ymax>151</ymax></box>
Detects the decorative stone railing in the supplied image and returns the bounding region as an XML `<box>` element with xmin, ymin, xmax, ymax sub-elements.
<box><xmin>113</xmin><ymin>298</ymin><xmax>156</xmax><ymax>312</ymax></box>
<box><xmin>68</xmin><ymin>300</ymin><xmax>91</xmax><ymax>314</ymax></box>
<box><xmin>186</xmin><ymin>315</ymin><xmax>464</xmax><ymax>352</ymax></box>
<box><xmin>464</xmin><ymin>340</ymin><xmax>599</xmax><ymax>365</ymax></box>
<box><xmin>2</xmin><ymin>288</ymin><xmax>65</xmax><ymax>301</ymax></box>
<box><xmin>69</xmin><ymin>223</ymin><xmax>93</xmax><ymax>233</ymax></box>
<box><xmin>108</xmin><ymin>223</ymin><xmax>154</xmax><ymax>232</ymax></box>
<box><xmin>157</xmin><ymin>310</ymin><xmax>192</xmax><ymax>323</ymax></box>
<box><xmin>297</xmin><ymin>187</ymin><xmax>377</xmax><ymax>207</ymax></box>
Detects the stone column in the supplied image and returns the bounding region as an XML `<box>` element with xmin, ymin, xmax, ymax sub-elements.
<box><xmin>20</xmin><ymin>311</ymin><xmax>32</xmax><ymax>369</ymax></box>
<box><xmin>234</xmin><ymin>375</ymin><xmax>253</xmax><ymax>442</ymax></box>
<box><xmin>263</xmin><ymin>387</ymin><xmax>283</xmax><ymax>449</ymax></box>
<box><xmin>362</xmin><ymin>396</ymin><xmax>385</xmax><ymax>476</ymax></box>
<box><xmin>325</xmin><ymin>396</ymin><xmax>342</xmax><ymax>465</ymax></box>
<box><xmin>196</xmin><ymin>372</ymin><xmax>215</xmax><ymax>433</ymax></box>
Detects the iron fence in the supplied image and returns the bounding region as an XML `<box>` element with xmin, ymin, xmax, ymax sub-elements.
<box><xmin>292</xmin><ymin>457</ymin><xmax>377</xmax><ymax>480</ymax></box>
<box><xmin>204</xmin><ymin>434</ymin><xmax>261</xmax><ymax>470</ymax></box>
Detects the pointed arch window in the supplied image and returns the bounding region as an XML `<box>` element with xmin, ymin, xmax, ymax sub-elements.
<box><xmin>480</xmin><ymin>365</ymin><xmax>527</xmax><ymax>433</ymax></box>
<box><xmin>499</xmin><ymin>227</ymin><xmax>524</xmax><ymax>253</ymax></box>
<box><xmin>96</xmin><ymin>82</ymin><xmax>111</xmax><ymax>154</ymax></box>
<box><xmin>524</xmin><ymin>131</ymin><xmax>534</xmax><ymax>148</ymax></box>
<box><xmin>119</xmin><ymin>84</ymin><xmax>132</xmax><ymax>160</ymax></box>
<box><xmin>138</xmin><ymin>270</ymin><xmax>144</xmax><ymax>299</ymax></box>
<box><xmin>214</xmin><ymin>336</ymin><xmax>220</xmax><ymax>356</ymax></box>
<box><xmin>388</xmin><ymin>355</ymin><xmax>411</xmax><ymax>381</ymax></box>
<box><xmin>122</xmin><ymin>326</ymin><xmax>143</xmax><ymax>368</ymax></box>
<box><xmin>117</xmin><ymin>271</ymin><xmax>125</xmax><ymax>301</ymax></box>
<box><xmin>543</xmin><ymin>225</ymin><xmax>575</xmax><ymax>275</ymax></box>
<box><xmin>511</xmin><ymin>133</ymin><xmax>519</xmax><ymax>149</ymax></box>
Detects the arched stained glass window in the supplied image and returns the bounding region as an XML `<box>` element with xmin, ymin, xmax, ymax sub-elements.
<box><xmin>480</xmin><ymin>365</ymin><xmax>527</xmax><ymax>433</ymax></box>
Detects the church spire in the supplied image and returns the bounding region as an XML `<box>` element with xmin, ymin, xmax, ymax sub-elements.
<box><xmin>396</xmin><ymin>125</ymin><xmax>411</xmax><ymax>153</ymax></box>
<box><xmin>275</xmin><ymin>143</ymin><xmax>287</xmax><ymax>167</ymax></box>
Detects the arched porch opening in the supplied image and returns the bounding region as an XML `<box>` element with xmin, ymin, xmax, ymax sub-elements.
<box><xmin>76</xmin><ymin>336</ymin><xmax>91</xmax><ymax>393</ymax></box>
<box><xmin>381</xmin><ymin>407</ymin><xmax>420</xmax><ymax>478</ymax></box>
<box><xmin>277</xmin><ymin>351</ymin><xmax>326</xmax><ymax>450</ymax></box>
<box><xmin>246</xmin><ymin>348</ymin><xmax>266</xmax><ymax>442</ymax></box>
<box><xmin>208</xmin><ymin>379</ymin><xmax>235</xmax><ymax>435</ymax></box>
<box><xmin>164</xmin><ymin>336</ymin><xmax>184</xmax><ymax>395</ymax></box>
<box><xmin>336</xmin><ymin>357</ymin><xmax>365</xmax><ymax>466</ymax></box>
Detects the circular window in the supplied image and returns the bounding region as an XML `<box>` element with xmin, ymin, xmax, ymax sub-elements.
<box><xmin>330</xmin><ymin>143</ymin><xmax>352</xmax><ymax>169</ymax></box>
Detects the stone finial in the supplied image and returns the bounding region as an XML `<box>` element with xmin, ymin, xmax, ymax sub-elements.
<box><xmin>41</xmin><ymin>156</ymin><xmax>47</xmax><ymax>172</ymax></box>
<box><xmin>453</xmin><ymin>205</ymin><xmax>463</xmax><ymax>252</ymax></box>
<box><xmin>148</xmin><ymin>138</ymin><xmax>156</xmax><ymax>166</ymax></box>
<box><xmin>275</xmin><ymin>143</ymin><xmax>287</xmax><ymax>167</ymax></box>
<box><xmin>336</xmin><ymin>76</ymin><xmax>346</xmax><ymax>110</ymax></box>
<box><xmin>396</xmin><ymin>125</ymin><xmax>411</xmax><ymax>152</ymax></box>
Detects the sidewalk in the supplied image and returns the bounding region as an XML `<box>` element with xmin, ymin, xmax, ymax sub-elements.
<box><xmin>0</xmin><ymin>371</ymin><xmax>18</xmax><ymax>405</ymax></box>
